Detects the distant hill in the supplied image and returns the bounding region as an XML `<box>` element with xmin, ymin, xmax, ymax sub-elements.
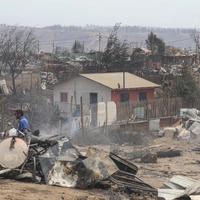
<box><xmin>0</xmin><ymin>24</ymin><xmax>196</xmax><ymax>52</ymax></box>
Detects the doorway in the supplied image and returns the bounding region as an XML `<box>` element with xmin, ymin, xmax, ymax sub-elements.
<box><xmin>90</xmin><ymin>93</ymin><xmax>98</xmax><ymax>127</ymax></box>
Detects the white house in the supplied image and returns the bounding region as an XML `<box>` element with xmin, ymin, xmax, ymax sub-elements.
<box><xmin>53</xmin><ymin>72</ymin><xmax>160</xmax><ymax>127</ymax></box>
<box><xmin>53</xmin><ymin>74</ymin><xmax>111</xmax><ymax>115</ymax></box>
<box><xmin>54</xmin><ymin>73</ymin><xmax>112</xmax><ymax>127</ymax></box>
<box><xmin>53</xmin><ymin>72</ymin><xmax>159</xmax><ymax>118</ymax></box>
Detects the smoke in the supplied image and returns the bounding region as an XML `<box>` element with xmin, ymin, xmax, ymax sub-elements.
<box><xmin>37</xmin><ymin>119</ymin><xmax>148</xmax><ymax>147</ymax></box>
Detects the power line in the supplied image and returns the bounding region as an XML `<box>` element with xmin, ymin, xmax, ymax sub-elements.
<box><xmin>165</xmin><ymin>37</ymin><xmax>193</xmax><ymax>44</ymax></box>
<box><xmin>37</xmin><ymin>35</ymin><xmax>195</xmax><ymax>49</ymax></box>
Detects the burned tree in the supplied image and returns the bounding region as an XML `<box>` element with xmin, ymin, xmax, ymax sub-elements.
<box><xmin>0</xmin><ymin>28</ymin><xmax>36</xmax><ymax>94</ymax></box>
<box><xmin>71</xmin><ymin>40</ymin><xmax>84</xmax><ymax>53</ymax></box>
<box><xmin>192</xmin><ymin>32</ymin><xmax>200</xmax><ymax>64</ymax></box>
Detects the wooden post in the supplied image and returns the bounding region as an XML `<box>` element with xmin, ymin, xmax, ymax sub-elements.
<box><xmin>58</xmin><ymin>119</ymin><xmax>62</xmax><ymax>135</ymax></box>
<box><xmin>21</xmin><ymin>73</ymin><xmax>23</xmax><ymax>92</ymax></box>
<box><xmin>70</xmin><ymin>96</ymin><xmax>73</xmax><ymax>118</ymax></box>
<box><xmin>80</xmin><ymin>97</ymin><xmax>84</xmax><ymax>137</ymax></box>
<box><xmin>123</xmin><ymin>72</ymin><xmax>125</xmax><ymax>88</ymax></box>
<box><xmin>70</xmin><ymin>96</ymin><xmax>73</xmax><ymax>136</ymax></box>
<box><xmin>105</xmin><ymin>101</ymin><xmax>108</xmax><ymax>126</ymax></box>
<box><xmin>146</xmin><ymin>100</ymin><xmax>148</xmax><ymax>120</ymax></box>
<box><xmin>1</xmin><ymin>104</ymin><xmax>4</xmax><ymax>130</ymax></box>
<box><xmin>30</xmin><ymin>72</ymin><xmax>33</xmax><ymax>91</ymax></box>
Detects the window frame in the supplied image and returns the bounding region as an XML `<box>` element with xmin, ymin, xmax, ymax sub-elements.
<box><xmin>120</xmin><ymin>92</ymin><xmax>129</xmax><ymax>102</ymax></box>
<box><xmin>139</xmin><ymin>91</ymin><xmax>147</xmax><ymax>101</ymax></box>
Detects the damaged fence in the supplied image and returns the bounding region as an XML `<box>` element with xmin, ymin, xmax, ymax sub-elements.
<box><xmin>55</xmin><ymin>97</ymin><xmax>200</xmax><ymax>132</ymax></box>
<box><xmin>117</xmin><ymin>97</ymin><xmax>200</xmax><ymax>121</ymax></box>
<box><xmin>2</xmin><ymin>95</ymin><xmax>200</xmax><ymax>136</ymax></box>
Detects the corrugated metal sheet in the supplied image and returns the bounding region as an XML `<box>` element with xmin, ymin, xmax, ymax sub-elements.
<box><xmin>190</xmin><ymin>195</ymin><xmax>200</xmax><ymax>200</ymax></box>
<box><xmin>158</xmin><ymin>189</ymin><xmax>185</xmax><ymax>200</ymax></box>
<box><xmin>159</xmin><ymin>176</ymin><xmax>200</xmax><ymax>200</ymax></box>
<box><xmin>80</xmin><ymin>72</ymin><xmax>160</xmax><ymax>89</ymax></box>
<box><xmin>170</xmin><ymin>175</ymin><xmax>198</xmax><ymax>189</ymax></box>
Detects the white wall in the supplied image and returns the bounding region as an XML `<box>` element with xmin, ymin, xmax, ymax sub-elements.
<box><xmin>53</xmin><ymin>76</ymin><xmax>111</xmax><ymax>113</ymax></box>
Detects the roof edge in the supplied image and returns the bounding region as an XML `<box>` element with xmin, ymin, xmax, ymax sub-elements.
<box><xmin>79</xmin><ymin>74</ymin><xmax>112</xmax><ymax>89</ymax></box>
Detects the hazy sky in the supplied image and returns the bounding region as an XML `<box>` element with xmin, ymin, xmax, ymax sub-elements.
<box><xmin>0</xmin><ymin>0</ymin><xmax>200</xmax><ymax>28</ymax></box>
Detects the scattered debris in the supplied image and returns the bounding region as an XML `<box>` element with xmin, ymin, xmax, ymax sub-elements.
<box><xmin>141</xmin><ymin>153</ymin><xmax>157</xmax><ymax>163</ymax></box>
<box><xmin>158</xmin><ymin>175</ymin><xmax>200</xmax><ymax>200</ymax></box>
<box><xmin>0</xmin><ymin>132</ymin><xmax>158</xmax><ymax>198</ymax></box>
<box><xmin>157</xmin><ymin>150</ymin><xmax>181</xmax><ymax>158</ymax></box>
<box><xmin>160</xmin><ymin>108</ymin><xmax>200</xmax><ymax>141</ymax></box>
<box><xmin>149</xmin><ymin>119</ymin><xmax>160</xmax><ymax>135</ymax></box>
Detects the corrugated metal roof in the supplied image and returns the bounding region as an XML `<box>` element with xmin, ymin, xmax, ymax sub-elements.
<box><xmin>80</xmin><ymin>72</ymin><xmax>159</xmax><ymax>89</ymax></box>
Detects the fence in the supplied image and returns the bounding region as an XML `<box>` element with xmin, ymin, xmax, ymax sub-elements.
<box><xmin>54</xmin><ymin>97</ymin><xmax>199</xmax><ymax>133</ymax></box>
<box><xmin>116</xmin><ymin>97</ymin><xmax>200</xmax><ymax>121</ymax></box>
<box><xmin>1</xmin><ymin>95</ymin><xmax>200</xmax><ymax>133</ymax></box>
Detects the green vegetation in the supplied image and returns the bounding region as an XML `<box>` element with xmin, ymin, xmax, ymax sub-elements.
<box><xmin>174</xmin><ymin>67</ymin><xmax>200</xmax><ymax>103</ymax></box>
<box><xmin>146</xmin><ymin>32</ymin><xmax>165</xmax><ymax>56</ymax></box>
<box><xmin>102</xmin><ymin>24</ymin><xmax>129</xmax><ymax>70</ymax></box>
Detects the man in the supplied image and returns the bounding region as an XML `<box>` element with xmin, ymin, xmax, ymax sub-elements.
<box><xmin>15</xmin><ymin>109</ymin><xmax>30</xmax><ymax>135</ymax></box>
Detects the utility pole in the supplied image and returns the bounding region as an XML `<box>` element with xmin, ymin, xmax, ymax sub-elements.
<box><xmin>52</xmin><ymin>42</ymin><xmax>55</xmax><ymax>54</ymax></box>
<box><xmin>194</xmin><ymin>34</ymin><xmax>200</xmax><ymax>64</ymax></box>
<box><xmin>98</xmin><ymin>32</ymin><xmax>102</xmax><ymax>52</ymax></box>
<box><xmin>37</xmin><ymin>40</ymin><xmax>40</xmax><ymax>54</ymax></box>
<box><xmin>82</xmin><ymin>41</ymin><xmax>85</xmax><ymax>53</ymax></box>
<box><xmin>197</xmin><ymin>35</ymin><xmax>200</xmax><ymax>64</ymax></box>
<box><xmin>37</xmin><ymin>40</ymin><xmax>40</xmax><ymax>61</ymax></box>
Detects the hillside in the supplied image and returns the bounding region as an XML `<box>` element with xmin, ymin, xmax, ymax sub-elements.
<box><xmin>0</xmin><ymin>24</ymin><xmax>196</xmax><ymax>52</ymax></box>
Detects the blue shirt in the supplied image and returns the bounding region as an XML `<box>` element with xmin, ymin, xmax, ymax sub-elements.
<box><xmin>18</xmin><ymin>116</ymin><xmax>30</xmax><ymax>132</ymax></box>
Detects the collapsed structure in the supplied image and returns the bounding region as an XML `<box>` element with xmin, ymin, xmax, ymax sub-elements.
<box><xmin>0</xmin><ymin>133</ymin><xmax>157</xmax><ymax>198</ymax></box>
<box><xmin>161</xmin><ymin>108</ymin><xmax>200</xmax><ymax>140</ymax></box>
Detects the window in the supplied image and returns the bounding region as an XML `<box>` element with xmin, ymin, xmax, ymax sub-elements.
<box><xmin>60</xmin><ymin>92</ymin><xmax>68</xmax><ymax>102</ymax></box>
<box><xmin>139</xmin><ymin>92</ymin><xmax>147</xmax><ymax>101</ymax></box>
<box><xmin>90</xmin><ymin>93</ymin><xmax>98</xmax><ymax>104</ymax></box>
<box><xmin>120</xmin><ymin>92</ymin><xmax>129</xmax><ymax>102</ymax></box>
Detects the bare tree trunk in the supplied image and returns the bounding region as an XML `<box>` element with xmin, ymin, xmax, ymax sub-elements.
<box><xmin>11</xmin><ymin>71</ymin><xmax>16</xmax><ymax>94</ymax></box>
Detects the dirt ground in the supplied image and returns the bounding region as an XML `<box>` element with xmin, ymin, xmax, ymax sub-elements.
<box><xmin>77</xmin><ymin>134</ymin><xmax>200</xmax><ymax>189</ymax></box>
<box><xmin>137</xmin><ymin>138</ymin><xmax>200</xmax><ymax>188</ymax></box>
<box><xmin>1</xmin><ymin>135</ymin><xmax>200</xmax><ymax>200</ymax></box>
<box><xmin>0</xmin><ymin>179</ymin><xmax>109</xmax><ymax>200</ymax></box>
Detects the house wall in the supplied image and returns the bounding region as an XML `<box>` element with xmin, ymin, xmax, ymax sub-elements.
<box><xmin>53</xmin><ymin>76</ymin><xmax>111</xmax><ymax>114</ymax></box>
<box><xmin>111</xmin><ymin>88</ymin><xmax>155</xmax><ymax>105</ymax></box>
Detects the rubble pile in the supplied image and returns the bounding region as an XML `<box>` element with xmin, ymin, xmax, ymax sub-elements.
<box><xmin>161</xmin><ymin>108</ymin><xmax>200</xmax><ymax>140</ymax></box>
<box><xmin>0</xmin><ymin>133</ymin><xmax>158</xmax><ymax>198</ymax></box>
